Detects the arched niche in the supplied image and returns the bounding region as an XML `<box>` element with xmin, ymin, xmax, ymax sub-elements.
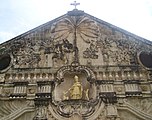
<box><xmin>56</xmin><ymin>65</ymin><xmax>96</xmax><ymax>81</ymax></box>
<box><xmin>53</xmin><ymin>65</ymin><xmax>96</xmax><ymax>102</ymax></box>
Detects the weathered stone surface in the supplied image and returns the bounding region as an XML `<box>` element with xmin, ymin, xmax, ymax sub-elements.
<box><xmin>0</xmin><ymin>9</ymin><xmax>152</xmax><ymax>120</ymax></box>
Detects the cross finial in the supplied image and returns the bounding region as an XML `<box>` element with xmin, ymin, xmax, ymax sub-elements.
<box><xmin>70</xmin><ymin>1</ymin><xmax>80</xmax><ymax>10</ymax></box>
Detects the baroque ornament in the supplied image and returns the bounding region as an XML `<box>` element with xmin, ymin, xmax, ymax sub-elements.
<box><xmin>1</xmin><ymin>7</ymin><xmax>152</xmax><ymax>120</ymax></box>
<box><xmin>50</xmin><ymin>14</ymin><xmax>100</xmax><ymax>62</ymax></box>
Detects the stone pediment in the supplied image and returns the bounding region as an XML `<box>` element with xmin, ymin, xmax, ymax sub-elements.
<box><xmin>0</xmin><ymin>9</ymin><xmax>152</xmax><ymax>120</ymax></box>
<box><xmin>0</xmin><ymin>9</ymin><xmax>152</xmax><ymax>70</ymax></box>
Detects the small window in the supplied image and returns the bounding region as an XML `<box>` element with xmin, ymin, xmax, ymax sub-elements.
<box><xmin>0</xmin><ymin>54</ymin><xmax>11</xmax><ymax>71</ymax></box>
<box><xmin>138</xmin><ymin>52</ymin><xmax>152</xmax><ymax>69</ymax></box>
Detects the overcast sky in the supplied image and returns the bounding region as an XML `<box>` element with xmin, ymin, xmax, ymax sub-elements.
<box><xmin>0</xmin><ymin>0</ymin><xmax>152</xmax><ymax>43</ymax></box>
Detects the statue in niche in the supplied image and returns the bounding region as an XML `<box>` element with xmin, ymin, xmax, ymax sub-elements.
<box><xmin>63</xmin><ymin>75</ymin><xmax>83</xmax><ymax>100</ymax></box>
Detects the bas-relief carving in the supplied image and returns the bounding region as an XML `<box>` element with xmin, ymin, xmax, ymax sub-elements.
<box><xmin>63</xmin><ymin>75</ymin><xmax>83</xmax><ymax>100</ymax></box>
<box><xmin>96</xmin><ymin>24</ymin><xmax>152</xmax><ymax>65</ymax></box>
<box><xmin>125</xmin><ymin>98</ymin><xmax>152</xmax><ymax>115</ymax></box>
<box><xmin>1</xmin><ymin>11</ymin><xmax>152</xmax><ymax>120</ymax></box>
<box><xmin>0</xmin><ymin>100</ymin><xmax>35</xmax><ymax>120</ymax></box>
<box><xmin>49</xmin><ymin>66</ymin><xmax>105</xmax><ymax>119</ymax></box>
<box><xmin>2</xmin><ymin>98</ymin><xmax>151</xmax><ymax>120</ymax></box>
<box><xmin>48</xmin><ymin>99</ymin><xmax>106</xmax><ymax>120</ymax></box>
<box><xmin>116</xmin><ymin>98</ymin><xmax>152</xmax><ymax>120</ymax></box>
<box><xmin>50</xmin><ymin>67</ymin><xmax>121</xmax><ymax>120</ymax></box>
<box><xmin>118</xmin><ymin>110</ymin><xmax>141</xmax><ymax>120</ymax></box>
<box><xmin>54</xmin><ymin>74</ymin><xmax>93</xmax><ymax>101</ymax></box>
<box><xmin>1</xmin><ymin>14</ymin><xmax>152</xmax><ymax>68</ymax></box>
<box><xmin>15</xmin><ymin>112</ymin><xmax>35</xmax><ymax>120</ymax></box>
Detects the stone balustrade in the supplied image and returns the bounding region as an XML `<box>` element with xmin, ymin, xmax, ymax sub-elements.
<box><xmin>6</xmin><ymin>73</ymin><xmax>55</xmax><ymax>83</ymax></box>
<box><xmin>95</xmin><ymin>70</ymin><xmax>147</xmax><ymax>81</ymax></box>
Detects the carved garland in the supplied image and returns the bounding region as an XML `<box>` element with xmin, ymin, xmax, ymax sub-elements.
<box><xmin>56</xmin><ymin>65</ymin><xmax>95</xmax><ymax>83</ymax></box>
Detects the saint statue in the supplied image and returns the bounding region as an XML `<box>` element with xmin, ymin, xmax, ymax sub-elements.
<box><xmin>69</xmin><ymin>75</ymin><xmax>83</xmax><ymax>99</ymax></box>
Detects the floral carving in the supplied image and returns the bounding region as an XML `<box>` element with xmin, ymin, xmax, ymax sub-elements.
<box><xmin>50</xmin><ymin>16</ymin><xmax>99</xmax><ymax>42</ymax></box>
<box><xmin>50</xmin><ymin>16</ymin><xmax>100</xmax><ymax>61</ymax></box>
<box><xmin>51</xmin><ymin>39</ymin><xmax>74</xmax><ymax>65</ymax></box>
<box><xmin>126</xmin><ymin>98</ymin><xmax>152</xmax><ymax>115</ymax></box>
<box><xmin>1</xmin><ymin>11</ymin><xmax>152</xmax><ymax>68</ymax></box>
<box><xmin>83</xmin><ymin>40</ymin><xmax>98</xmax><ymax>59</ymax></box>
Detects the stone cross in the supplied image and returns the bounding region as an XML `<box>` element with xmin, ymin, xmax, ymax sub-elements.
<box><xmin>70</xmin><ymin>1</ymin><xmax>80</xmax><ymax>9</ymax></box>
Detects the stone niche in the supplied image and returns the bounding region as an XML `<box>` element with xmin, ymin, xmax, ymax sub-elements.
<box><xmin>54</xmin><ymin>72</ymin><xmax>96</xmax><ymax>102</ymax></box>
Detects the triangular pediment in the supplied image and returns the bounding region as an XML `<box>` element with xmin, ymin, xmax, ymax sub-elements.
<box><xmin>0</xmin><ymin>9</ymin><xmax>152</xmax><ymax>120</ymax></box>
<box><xmin>0</xmin><ymin>9</ymin><xmax>152</xmax><ymax>70</ymax></box>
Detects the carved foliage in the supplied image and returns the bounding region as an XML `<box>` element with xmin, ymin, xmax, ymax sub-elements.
<box><xmin>51</xmin><ymin>39</ymin><xmax>74</xmax><ymax>65</ymax></box>
<box><xmin>96</xmin><ymin>28</ymin><xmax>152</xmax><ymax>65</ymax></box>
<box><xmin>57</xmin><ymin>99</ymin><xmax>99</xmax><ymax>117</ymax></box>
<box><xmin>126</xmin><ymin>98</ymin><xmax>152</xmax><ymax>115</ymax></box>
<box><xmin>0</xmin><ymin>100</ymin><xmax>34</xmax><ymax>119</ymax></box>
<box><xmin>51</xmin><ymin>16</ymin><xmax>100</xmax><ymax>60</ymax></box>
<box><xmin>1</xmin><ymin>13</ymin><xmax>152</xmax><ymax>68</ymax></box>
<box><xmin>50</xmin><ymin>16</ymin><xmax>99</xmax><ymax>42</ymax></box>
<box><xmin>83</xmin><ymin>40</ymin><xmax>98</xmax><ymax>59</ymax></box>
<box><xmin>0</xmin><ymin>38</ymin><xmax>42</xmax><ymax>68</ymax></box>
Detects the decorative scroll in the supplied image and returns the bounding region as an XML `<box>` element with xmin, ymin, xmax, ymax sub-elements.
<box><xmin>0</xmin><ymin>9</ymin><xmax>152</xmax><ymax>120</ymax></box>
<box><xmin>51</xmin><ymin>39</ymin><xmax>74</xmax><ymax>65</ymax></box>
<box><xmin>56</xmin><ymin>99</ymin><xmax>99</xmax><ymax>118</ymax></box>
<box><xmin>118</xmin><ymin>98</ymin><xmax>152</xmax><ymax>120</ymax></box>
<box><xmin>83</xmin><ymin>40</ymin><xmax>98</xmax><ymax>59</ymax></box>
<box><xmin>56</xmin><ymin>65</ymin><xmax>96</xmax><ymax>82</ymax></box>
<box><xmin>1</xmin><ymin>12</ymin><xmax>152</xmax><ymax>68</ymax></box>
<box><xmin>0</xmin><ymin>100</ymin><xmax>34</xmax><ymax>119</ymax></box>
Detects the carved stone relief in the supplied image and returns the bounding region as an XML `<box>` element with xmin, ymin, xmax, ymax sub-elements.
<box><xmin>0</xmin><ymin>13</ymin><xmax>152</xmax><ymax>68</ymax></box>
<box><xmin>118</xmin><ymin>110</ymin><xmax>141</xmax><ymax>120</ymax></box>
<box><xmin>126</xmin><ymin>98</ymin><xmax>152</xmax><ymax>115</ymax></box>
<box><xmin>0</xmin><ymin>100</ymin><xmax>35</xmax><ymax>120</ymax></box>
<box><xmin>116</xmin><ymin>98</ymin><xmax>152</xmax><ymax>120</ymax></box>
<box><xmin>0</xmin><ymin>9</ymin><xmax>152</xmax><ymax>120</ymax></box>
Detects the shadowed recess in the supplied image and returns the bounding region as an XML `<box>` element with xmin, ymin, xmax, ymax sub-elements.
<box><xmin>0</xmin><ymin>54</ymin><xmax>11</xmax><ymax>70</ymax></box>
<box><xmin>139</xmin><ymin>52</ymin><xmax>152</xmax><ymax>68</ymax></box>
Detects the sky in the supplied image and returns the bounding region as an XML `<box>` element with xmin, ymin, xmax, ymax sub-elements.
<box><xmin>0</xmin><ymin>0</ymin><xmax>152</xmax><ymax>43</ymax></box>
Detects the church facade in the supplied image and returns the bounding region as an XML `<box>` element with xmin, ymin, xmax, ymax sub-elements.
<box><xmin>0</xmin><ymin>9</ymin><xmax>152</xmax><ymax>120</ymax></box>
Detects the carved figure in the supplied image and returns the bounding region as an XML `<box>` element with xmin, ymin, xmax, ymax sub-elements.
<box><xmin>83</xmin><ymin>40</ymin><xmax>98</xmax><ymax>59</ymax></box>
<box><xmin>69</xmin><ymin>75</ymin><xmax>83</xmax><ymax>99</ymax></box>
